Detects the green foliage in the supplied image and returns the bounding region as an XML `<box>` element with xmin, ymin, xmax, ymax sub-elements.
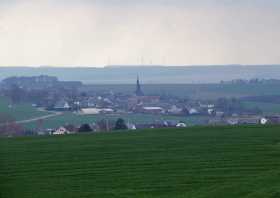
<box><xmin>1</xmin><ymin>125</ymin><xmax>280</xmax><ymax>197</ymax></box>
<box><xmin>114</xmin><ymin>118</ymin><xmax>128</xmax><ymax>130</ymax></box>
<box><xmin>78</xmin><ymin>123</ymin><xmax>92</xmax><ymax>133</ymax></box>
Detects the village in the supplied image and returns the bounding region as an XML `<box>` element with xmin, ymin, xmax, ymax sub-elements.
<box><xmin>1</xmin><ymin>75</ymin><xmax>280</xmax><ymax>136</ymax></box>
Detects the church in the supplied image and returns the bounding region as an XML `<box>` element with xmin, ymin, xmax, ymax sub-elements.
<box><xmin>128</xmin><ymin>76</ymin><xmax>160</xmax><ymax>111</ymax></box>
<box><xmin>135</xmin><ymin>76</ymin><xmax>144</xmax><ymax>96</ymax></box>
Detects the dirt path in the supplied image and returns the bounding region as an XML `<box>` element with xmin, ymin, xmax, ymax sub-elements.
<box><xmin>0</xmin><ymin>112</ymin><xmax>63</xmax><ymax>126</ymax></box>
<box><xmin>15</xmin><ymin>112</ymin><xmax>63</xmax><ymax>124</ymax></box>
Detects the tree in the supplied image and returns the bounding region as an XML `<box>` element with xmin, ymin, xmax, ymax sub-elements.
<box><xmin>8</xmin><ymin>84</ymin><xmax>25</xmax><ymax>104</ymax></box>
<box><xmin>78</xmin><ymin>124</ymin><xmax>93</xmax><ymax>133</ymax></box>
<box><xmin>114</xmin><ymin>118</ymin><xmax>128</xmax><ymax>130</ymax></box>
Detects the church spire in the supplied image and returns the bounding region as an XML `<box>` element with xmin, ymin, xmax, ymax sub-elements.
<box><xmin>135</xmin><ymin>75</ymin><xmax>144</xmax><ymax>96</ymax></box>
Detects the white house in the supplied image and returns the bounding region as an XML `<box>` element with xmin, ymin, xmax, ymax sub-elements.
<box><xmin>80</xmin><ymin>108</ymin><xmax>101</xmax><ymax>115</ymax></box>
<box><xmin>176</xmin><ymin>122</ymin><xmax>187</xmax><ymax>128</ymax></box>
<box><xmin>168</xmin><ymin>105</ymin><xmax>183</xmax><ymax>115</ymax></box>
<box><xmin>143</xmin><ymin>107</ymin><xmax>164</xmax><ymax>114</ymax></box>
<box><xmin>260</xmin><ymin>117</ymin><xmax>268</xmax><ymax>125</ymax></box>
<box><xmin>188</xmin><ymin>108</ymin><xmax>199</xmax><ymax>115</ymax></box>
<box><xmin>53</xmin><ymin>127</ymin><xmax>69</xmax><ymax>135</ymax></box>
<box><xmin>54</xmin><ymin>101</ymin><xmax>70</xmax><ymax>111</ymax></box>
<box><xmin>127</xmin><ymin>123</ymin><xmax>137</xmax><ymax>130</ymax></box>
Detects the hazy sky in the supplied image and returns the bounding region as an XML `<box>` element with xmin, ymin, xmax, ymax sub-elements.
<box><xmin>0</xmin><ymin>0</ymin><xmax>279</xmax><ymax>66</ymax></box>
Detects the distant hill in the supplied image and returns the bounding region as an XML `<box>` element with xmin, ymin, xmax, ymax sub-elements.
<box><xmin>1</xmin><ymin>65</ymin><xmax>280</xmax><ymax>84</ymax></box>
<box><xmin>1</xmin><ymin>125</ymin><xmax>280</xmax><ymax>198</ymax></box>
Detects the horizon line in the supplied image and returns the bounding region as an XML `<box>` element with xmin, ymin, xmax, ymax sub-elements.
<box><xmin>0</xmin><ymin>64</ymin><xmax>280</xmax><ymax>68</ymax></box>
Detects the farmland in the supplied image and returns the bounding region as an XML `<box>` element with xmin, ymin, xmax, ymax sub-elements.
<box><xmin>0</xmin><ymin>97</ymin><xmax>50</xmax><ymax>122</ymax></box>
<box><xmin>1</xmin><ymin>125</ymin><xmax>280</xmax><ymax>197</ymax></box>
<box><xmin>242</xmin><ymin>101</ymin><xmax>280</xmax><ymax>115</ymax></box>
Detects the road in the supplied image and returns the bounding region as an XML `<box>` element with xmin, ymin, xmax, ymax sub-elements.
<box><xmin>0</xmin><ymin>112</ymin><xmax>62</xmax><ymax>126</ymax></box>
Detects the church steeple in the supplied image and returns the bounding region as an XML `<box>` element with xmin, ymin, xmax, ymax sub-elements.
<box><xmin>135</xmin><ymin>75</ymin><xmax>144</xmax><ymax>96</ymax></box>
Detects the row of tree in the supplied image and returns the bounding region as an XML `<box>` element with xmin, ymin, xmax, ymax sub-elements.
<box><xmin>78</xmin><ymin>118</ymin><xmax>128</xmax><ymax>133</ymax></box>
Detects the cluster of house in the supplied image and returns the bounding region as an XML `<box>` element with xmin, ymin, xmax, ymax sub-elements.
<box><xmin>3</xmin><ymin>75</ymin><xmax>280</xmax><ymax>136</ymax></box>
<box><xmin>0</xmin><ymin>75</ymin><xmax>248</xmax><ymax>118</ymax></box>
<box><xmin>39</xmin><ymin>114</ymin><xmax>280</xmax><ymax>136</ymax></box>
<box><xmin>208</xmin><ymin>115</ymin><xmax>280</xmax><ymax>126</ymax></box>
<box><xmin>50</xmin><ymin>77</ymin><xmax>214</xmax><ymax>117</ymax></box>
<box><xmin>38</xmin><ymin>119</ymin><xmax>188</xmax><ymax>135</ymax></box>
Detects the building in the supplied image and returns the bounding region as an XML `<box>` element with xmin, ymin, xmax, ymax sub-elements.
<box><xmin>168</xmin><ymin>105</ymin><xmax>183</xmax><ymax>115</ymax></box>
<box><xmin>80</xmin><ymin>108</ymin><xmax>101</xmax><ymax>115</ymax></box>
<box><xmin>135</xmin><ymin>76</ymin><xmax>144</xmax><ymax>96</ymax></box>
<box><xmin>238</xmin><ymin>117</ymin><xmax>261</xmax><ymax>125</ymax></box>
<box><xmin>54</xmin><ymin>100</ymin><xmax>71</xmax><ymax>111</ymax></box>
<box><xmin>142</xmin><ymin>107</ymin><xmax>164</xmax><ymax>114</ymax></box>
<box><xmin>266</xmin><ymin>116</ymin><xmax>280</xmax><ymax>124</ymax></box>
<box><xmin>176</xmin><ymin>122</ymin><xmax>187</xmax><ymax>128</ymax></box>
<box><xmin>53</xmin><ymin>127</ymin><xmax>69</xmax><ymax>135</ymax></box>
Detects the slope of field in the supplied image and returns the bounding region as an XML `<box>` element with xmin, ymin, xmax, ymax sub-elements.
<box><xmin>0</xmin><ymin>97</ymin><xmax>50</xmax><ymax>122</ymax></box>
<box><xmin>1</xmin><ymin>125</ymin><xmax>280</xmax><ymax>198</ymax></box>
<box><xmin>242</xmin><ymin>101</ymin><xmax>280</xmax><ymax>115</ymax></box>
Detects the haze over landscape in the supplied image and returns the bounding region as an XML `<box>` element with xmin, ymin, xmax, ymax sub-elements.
<box><xmin>2</xmin><ymin>1</ymin><xmax>280</xmax><ymax>198</ymax></box>
<box><xmin>0</xmin><ymin>0</ymin><xmax>280</xmax><ymax>66</ymax></box>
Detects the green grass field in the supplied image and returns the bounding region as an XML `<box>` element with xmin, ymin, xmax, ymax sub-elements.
<box><xmin>0</xmin><ymin>97</ymin><xmax>50</xmax><ymax>122</ymax></box>
<box><xmin>243</xmin><ymin>101</ymin><xmax>280</xmax><ymax>115</ymax></box>
<box><xmin>85</xmin><ymin>83</ymin><xmax>280</xmax><ymax>99</ymax></box>
<box><xmin>1</xmin><ymin>125</ymin><xmax>280</xmax><ymax>198</ymax></box>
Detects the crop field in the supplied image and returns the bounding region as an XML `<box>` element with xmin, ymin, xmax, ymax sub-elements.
<box><xmin>242</xmin><ymin>101</ymin><xmax>280</xmax><ymax>115</ymax></box>
<box><xmin>0</xmin><ymin>97</ymin><xmax>50</xmax><ymax>122</ymax></box>
<box><xmin>1</xmin><ymin>125</ymin><xmax>280</xmax><ymax>197</ymax></box>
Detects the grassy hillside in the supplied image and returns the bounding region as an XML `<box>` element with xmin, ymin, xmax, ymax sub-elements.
<box><xmin>1</xmin><ymin>125</ymin><xmax>280</xmax><ymax>198</ymax></box>
<box><xmin>242</xmin><ymin>101</ymin><xmax>280</xmax><ymax>115</ymax></box>
<box><xmin>0</xmin><ymin>97</ymin><xmax>50</xmax><ymax>122</ymax></box>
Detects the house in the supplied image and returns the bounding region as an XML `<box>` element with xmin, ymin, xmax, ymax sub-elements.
<box><xmin>163</xmin><ymin>120</ymin><xmax>179</xmax><ymax>127</ymax></box>
<box><xmin>237</xmin><ymin>117</ymin><xmax>261</xmax><ymax>125</ymax></box>
<box><xmin>100</xmin><ymin>108</ymin><xmax>114</xmax><ymax>114</ymax></box>
<box><xmin>127</xmin><ymin>123</ymin><xmax>137</xmax><ymax>130</ymax></box>
<box><xmin>208</xmin><ymin>109</ymin><xmax>215</xmax><ymax>115</ymax></box>
<box><xmin>53</xmin><ymin>127</ymin><xmax>69</xmax><ymax>135</ymax></box>
<box><xmin>142</xmin><ymin>107</ymin><xmax>164</xmax><ymax>114</ymax></box>
<box><xmin>260</xmin><ymin>117</ymin><xmax>268</xmax><ymax>125</ymax></box>
<box><xmin>199</xmin><ymin>103</ymin><xmax>215</xmax><ymax>109</ymax></box>
<box><xmin>54</xmin><ymin>100</ymin><xmax>71</xmax><ymax>111</ymax></box>
<box><xmin>188</xmin><ymin>108</ymin><xmax>199</xmax><ymax>115</ymax></box>
<box><xmin>176</xmin><ymin>122</ymin><xmax>187</xmax><ymax>128</ymax></box>
<box><xmin>64</xmin><ymin>124</ymin><xmax>78</xmax><ymax>134</ymax></box>
<box><xmin>80</xmin><ymin>108</ymin><xmax>101</xmax><ymax>115</ymax></box>
<box><xmin>87</xmin><ymin>98</ymin><xmax>97</xmax><ymax>107</ymax></box>
<box><xmin>128</xmin><ymin>96</ymin><xmax>160</xmax><ymax>109</ymax></box>
<box><xmin>266</xmin><ymin>116</ymin><xmax>280</xmax><ymax>124</ymax></box>
<box><xmin>168</xmin><ymin>105</ymin><xmax>183</xmax><ymax>115</ymax></box>
<box><xmin>226</xmin><ymin>118</ymin><xmax>239</xmax><ymax>125</ymax></box>
<box><xmin>215</xmin><ymin>111</ymin><xmax>225</xmax><ymax>117</ymax></box>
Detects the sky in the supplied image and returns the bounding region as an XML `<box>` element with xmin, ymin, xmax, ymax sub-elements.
<box><xmin>0</xmin><ymin>0</ymin><xmax>279</xmax><ymax>67</ymax></box>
